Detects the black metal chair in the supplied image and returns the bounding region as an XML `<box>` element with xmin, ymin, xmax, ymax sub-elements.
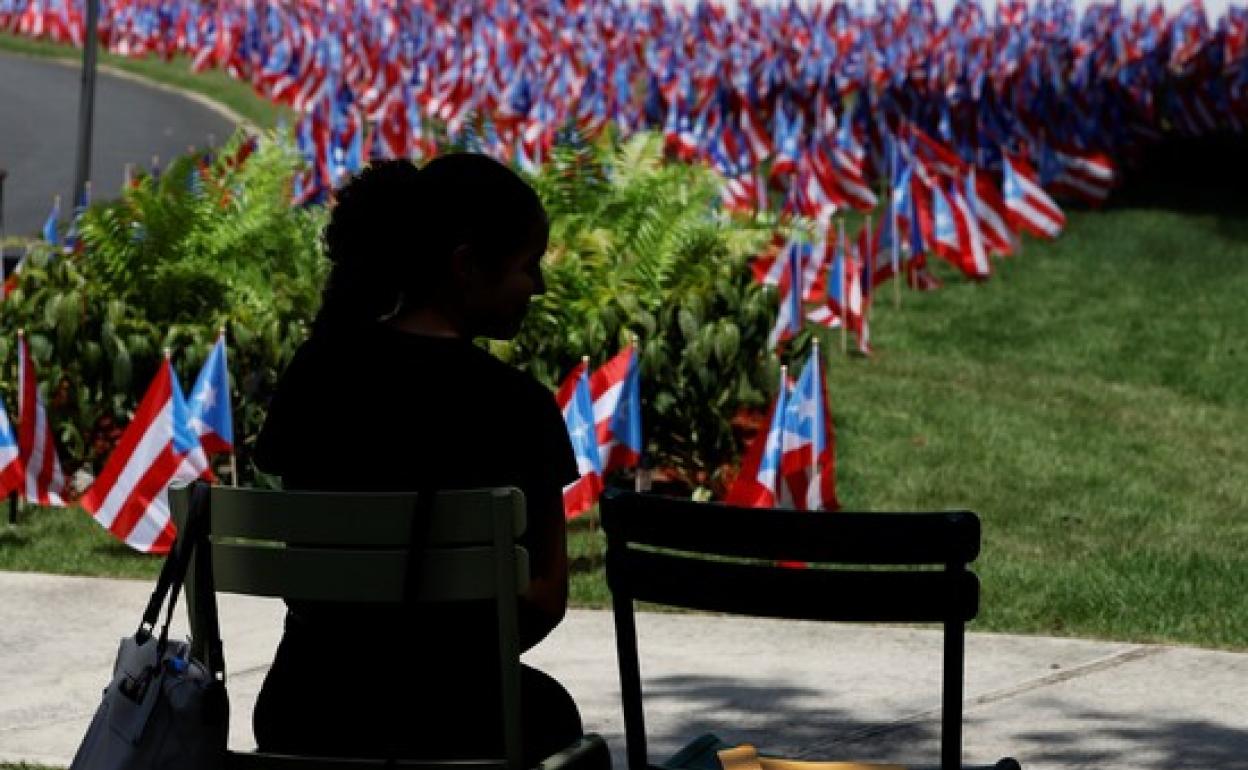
<box><xmin>600</xmin><ymin>490</ymin><xmax>1020</xmax><ymax>770</ymax></box>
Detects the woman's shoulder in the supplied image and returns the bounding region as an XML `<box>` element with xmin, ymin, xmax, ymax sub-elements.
<box><xmin>463</xmin><ymin>345</ymin><xmax>557</xmax><ymax>406</ymax></box>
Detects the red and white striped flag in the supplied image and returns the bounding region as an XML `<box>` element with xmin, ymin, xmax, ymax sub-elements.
<box><xmin>81</xmin><ymin>355</ymin><xmax>213</xmax><ymax>553</ymax></box>
<box><xmin>1002</xmin><ymin>151</ymin><xmax>1066</xmax><ymax>239</ymax></box>
<box><xmin>17</xmin><ymin>332</ymin><xmax>65</xmax><ymax>507</ymax></box>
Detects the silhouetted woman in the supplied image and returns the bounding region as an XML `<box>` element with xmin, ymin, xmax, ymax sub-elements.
<box><xmin>254</xmin><ymin>155</ymin><xmax>583</xmax><ymax>763</ymax></box>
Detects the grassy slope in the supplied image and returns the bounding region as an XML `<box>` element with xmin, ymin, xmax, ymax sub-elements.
<box><xmin>829</xmin><ymin>202</ymin><xmax>1248</xmax><ymax>648</ymax></box>
<box><xmin>5</xmin><ymin>200</ymin><xmax>1244</xmax><ymax>649</ymax></box>
<box><xmin>0</xmin><ymin>32</ymin><xmax>289</xmax><ymax>128</ymax></box>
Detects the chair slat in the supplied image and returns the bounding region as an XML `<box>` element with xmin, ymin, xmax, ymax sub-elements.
<box><xmin>211</xmin><ymin>544</ymin><xmax>529</xmax><ymax>603</ymax></box>
<box><xmin>608</xmin><ymin>547</ymin><xmax>979</xmax><ymax>623</ymax></box>
<box><xmin>602</xmin><ymin>491</ymin><xmax>979</xmax><ymax>565</ymax></box>
<box><xmin>203</xmin><ymin>487</ymin><xmax>526</xmax><ymax>547</ymax></box>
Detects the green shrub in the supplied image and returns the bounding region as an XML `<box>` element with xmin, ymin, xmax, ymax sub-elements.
<box><xmin>0</xmin><ymin>130</ymin><xmax>326</xmax><ymax>484</ymax></box>
<box><xmin>1</xmin><ymin>130</ymin><xmax>799</xmax><ymax>496</ymax></box>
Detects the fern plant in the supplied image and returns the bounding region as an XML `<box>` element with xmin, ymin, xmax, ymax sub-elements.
<box><xmin>502</xmin><ymin>132</ymin><xmax>792</xmax><ymax>494</ymax></box>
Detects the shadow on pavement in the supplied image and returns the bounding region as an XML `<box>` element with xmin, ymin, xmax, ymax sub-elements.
<box><xmin>636</xmin><ymin>674</ymin><xmax>940</xmax><ymax>764</ymax></box>
<box><xmin>1016</xmin><ymin>706</ymin><xmax>1248</xmax><ymax>770</ymax></box>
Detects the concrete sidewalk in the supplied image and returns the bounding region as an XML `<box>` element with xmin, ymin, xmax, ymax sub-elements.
<box><xmin>1</xmin><ymin>571</ymin><xmax>1245</xmax><ymax>770</ymax></box>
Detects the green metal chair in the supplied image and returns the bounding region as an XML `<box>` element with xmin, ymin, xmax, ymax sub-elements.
<box><xmin>169</xmin><ymin>483</ymin><xmax>610</xmax><ymax>770</ymax></box>
<box><xmin>600</xmin><ymin>490</ymin><xmax>1020</xmax><ymax>770</ymax></box>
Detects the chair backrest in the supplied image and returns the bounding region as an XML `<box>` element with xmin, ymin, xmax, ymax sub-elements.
<box><xmin>168</xmin><ymin>484</ymin><xmax>529</xmax><ymax>770</ymax></box>
<box><xmin>599</xmin><ymin>490</ymin><xmax>981</xmax><ymax>770</ymax></box>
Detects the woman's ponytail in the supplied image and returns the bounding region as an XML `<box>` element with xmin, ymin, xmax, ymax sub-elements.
<box><xmin>311</xmin><ymin>160</ymin><xmax>423</xmax><ymax>337</ymax></box>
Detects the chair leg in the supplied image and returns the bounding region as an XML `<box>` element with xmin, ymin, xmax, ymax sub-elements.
<box><xmin>941</xmin><ymin>619</ymin><xmax>965</xmax><ymax>770</ymax></box>
<box><xmin>611</xmin><ymin>594</ymin><xmax>648</xmax><ymax>770</ymax></box>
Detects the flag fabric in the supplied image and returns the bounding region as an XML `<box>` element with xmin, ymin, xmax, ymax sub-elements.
<box><xmin>945</xmin><ymin>180</ymin><xmax>992</xmax><ymax>279</ymax></box>
<box><xmin>1</xmin><ymin>252</ymin><xmax>13</xmax><ymax>300</ymax></box>
<box><xmin>555</xmin><ymin>361</ymin><xmax>603</xmax><ymax>520</ymax></box>
<box><xmin>970</xmin><ymin>169</ymin><xmax>1015</xmax><ymax>256</ymax></box>
<box><xmin>0</xmin><ymin>395</ymin><xmax>22</xmax><ymax>497</ymax></box>
<box><xmin>854</xmin><ymin>223</ymin><xmax>874</xmax><ymax>356</ymax></box>
<box><xmin>1048</xmin><ymin>145</ymin><xmax>1115</xmax><ymax>205</ymax></box>
<box><xmin>766</xmin><ymin>238</ymin><xmax>805</xmax><ymax>350</ymax></box>
<box><xmin>808</xmin><ymin>222</ymin><xmax>865</xmax><ymax>348</ymax></box>
<box><xmin>41</xmin><ymin>196</ymin><xmax>60</xmax><ymax>246</ymax></box>
<box><xmin>81</xmin><ymin>356</ymin><xmax>213</xmax><ymax>553</ymax></box>
<box><xmin>724</xmin><ymin>368</ymin><xmax>791</xmax><ymax>508</ymax></box>
<box><xmin>14</xmin><ymin>0</ymin><xmax>1238</xmax><ymax>215</ymax></box>
<box><xmin>63</xmin><ymin>182</ymin><xmax>90</xmax><ymax>254</ymax></box>
<box><xmin>750</xmin><ymin>231</ymin><xmax>794</xmax><ymax>287</ymax></box>
<box><xmin>1002</xmin><ymin>151</ymin><xmax>1066</xmax><ymax>239</ymax></box>
<box><xmin>779</xmin><ymin>345</ymin><xmax>839</xmax><ymax>511</ymax></box>
<box><xmin>588</xmin><ymin>345</ymin><xmax>642</xmax><ymax>473</ymax></box>
<box><xmin>186</xmin><ymin>333</ymin><xmax>234</xmax><ymax>455</ymax></box>
<box><xmin>17</xmin><ymin>333</ymin><xmax>66</xmax><ymax>507</ymax></box>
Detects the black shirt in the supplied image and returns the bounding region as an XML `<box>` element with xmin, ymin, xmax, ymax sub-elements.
<box><xmin>255</xmin><ymin>323</ymin><xmax>578</xmax><ymax>643</ymax></box>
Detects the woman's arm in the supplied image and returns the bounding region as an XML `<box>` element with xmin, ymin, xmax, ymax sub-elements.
<box><xmin>517</xmin><ymin>482</ymin><xmax>568</xmax><ymax>651</ymax></box>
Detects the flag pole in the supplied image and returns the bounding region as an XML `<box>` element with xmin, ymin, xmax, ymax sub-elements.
<box><xmin>888</xmin><ymin>139</ymin><xmax>901</xmax><ymax>310</ymax></box>
<box><xmin>864</xmin><ymin>214</ymin><xmax>874</xmax><ymax>328</ymax></box>
<box><xmin>72</xmin><ymin>0</ymin><xmax>100</xmax><ymax>214</ymax></box>
<box><xmin>809</xmin><ymin>338</ymin><xmax>820</xmax><ymax>512</ymax></box>
<box><xmin>7</xmin><ymin>492</ymin><xmax>16</xmax><ymax>526</ymax></box>
<box><xmin>838</xmin><ymin>218</ymin><xmax>847</xmax><ymax>355</ymax></box>
<box><xmin>222</xmin><ymin>326</ymin><xmax>239</xmax><ymax>488</ymax></box>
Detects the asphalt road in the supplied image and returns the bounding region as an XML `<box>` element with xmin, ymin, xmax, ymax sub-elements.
<box><xmin>0</xmin><ymin>50</ymin><xmax>238</xmax><ymax>239</ymax></box>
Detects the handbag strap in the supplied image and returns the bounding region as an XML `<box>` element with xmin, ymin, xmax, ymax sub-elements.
<box><xmin>138</xmin><ymin>483</ymin><xmax>211</xmax><ymax>641</ymax></box>
<box><xmin>190</xmin><ymin>481</ymin><xmax>225</xmax><ymax>680</ymax></box>
<box><xmin>136</xmin><ymin>482</ymin><xmax>226</xmax><ymax>680</ymax></box>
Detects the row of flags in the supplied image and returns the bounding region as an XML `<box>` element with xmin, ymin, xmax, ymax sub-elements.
<box><xmin>4</xmin><ymin>0</ymin><xmax>1241</xmax><ymax>207</ymax></box>
<box><xmin>6</xmin><ymin>325</ymin><xmax>646</xmax><ymax>545</ymax></box>
<box><xmin>752</xmin><ymin>132</ymin><xmax>1073</xmax><ymax>352</ymax></box>
<box><xmin>0</xmin><ymin>332</ymin><xmax>233</xmax><ymax>553</ymax></box>
<box><xmin>554</xmin><ymin>344</ymin><xmax>642</xmax><ymax>519</ymax></box>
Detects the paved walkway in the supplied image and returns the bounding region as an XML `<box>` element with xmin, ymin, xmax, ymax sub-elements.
<box><xmin>1</xmin><ymin>571</ymin><xmax>1245</xmax><ymax>770</ymax></box>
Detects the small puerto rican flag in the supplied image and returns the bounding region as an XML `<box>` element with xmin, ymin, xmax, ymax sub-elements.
<box><xmin>81</xmin><ymin>354</ymin><xmax>214</xmax><ymax>553</ymax></box>
<box><xmin>555</xmin><ymin>360</ymin><xmax>603</xmax><ymax>520</ymax></box>
<box><xmin>0</xmin><ymin>394</ymin><xmax>22</xmax><ymax>497</ymax></box>
<box><xmin>186</xmin><ymin>332</ymin><xmax>234</xmax><ymax>455</ymax></box>
<box><xmin>17</xmin><ymin>331</ymin><xmax>66</xmax><ymax>507</ymax></box>
<box><xmin>589</xmin><ymin>344</ymin><xmax>642</xmax><ymax>474</ymax></box>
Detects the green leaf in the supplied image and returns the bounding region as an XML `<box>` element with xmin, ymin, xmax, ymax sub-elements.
<box><xmin>43</xmin><ymin>294</ymin><xmax>63</xmax><ymax>329</ymax></box>
<box><xmin>677</xmin><ymin>308</ymin><xmax>698</xmax><ymax>342</ymax></box>
<box><xmin>112</xmin><ymin>344</ymin><xmax>132</xmax><ymax>391</ymax></box>
<box><xmin>715</xmin><ymin>321</ymin><xmax>740</xmax><ymax>363</ymax></box>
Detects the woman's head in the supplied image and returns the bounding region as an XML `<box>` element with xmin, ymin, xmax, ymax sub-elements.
<box><xmin>314</xmin><ymin>153</ymin><xmax>548</xmax><ymax>339</ymax></box>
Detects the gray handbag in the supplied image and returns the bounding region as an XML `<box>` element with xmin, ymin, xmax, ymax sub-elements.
<box><xmin>70</xmin><ymin>483</ymin><xmax>228</xmax><ymax>770</ymax></box>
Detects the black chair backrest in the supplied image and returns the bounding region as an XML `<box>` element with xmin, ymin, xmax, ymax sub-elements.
<box><xmin>600</xmin><ymin>490</ymin><xmax>981</xmax><ymax>770</ymax></box>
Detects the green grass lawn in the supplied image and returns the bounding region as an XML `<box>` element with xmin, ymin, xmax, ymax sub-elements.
<box><xmin>0</xmin><ymin>32</ymin><xmax>289</xmax><ymax>129</ymax></box>
<box><xmin>3</xmin><ymin>195</ymin><xmax>1245</xmax><ymax>650</ymax></box>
